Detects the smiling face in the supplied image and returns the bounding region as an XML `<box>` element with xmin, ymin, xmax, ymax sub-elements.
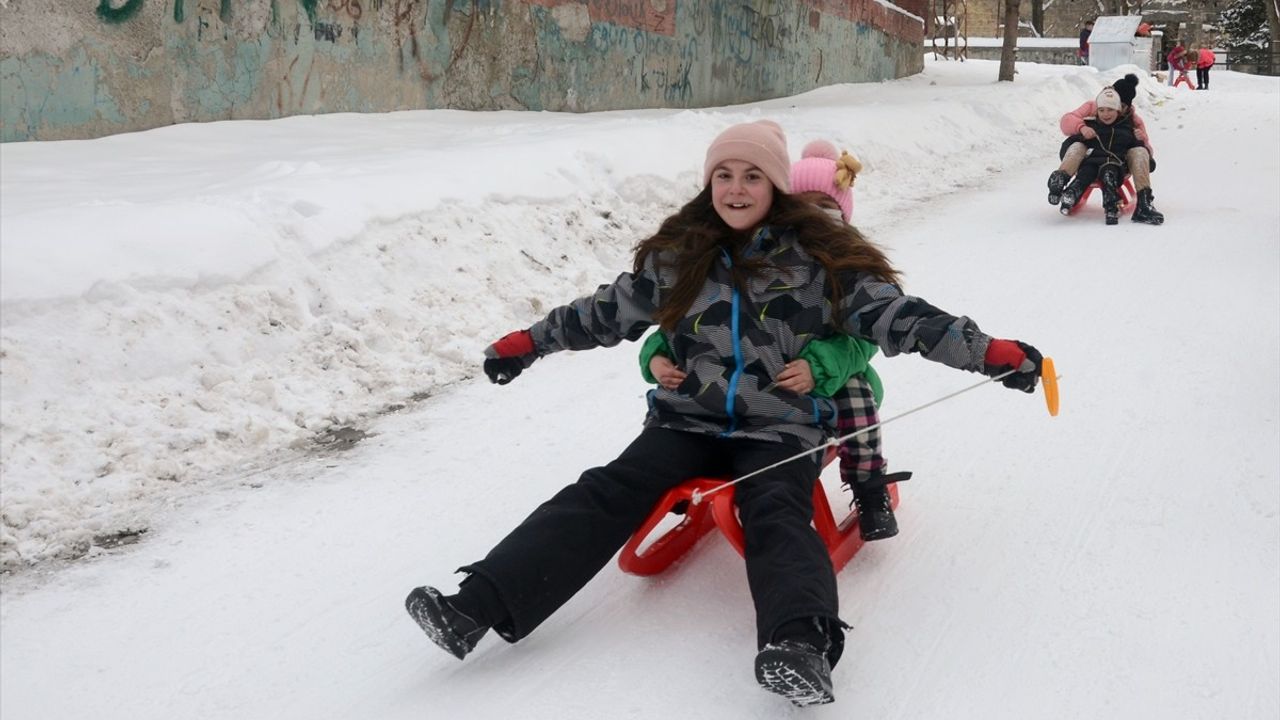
<box><xmin>710</xmin><ymin>160</ymin><xmax>775</xmax><ymax>231</ymax></box>
<box><xmin>1097</xmin><ymin>107</ymin><xmax>1119</xmax><ymax>124</ymax></box>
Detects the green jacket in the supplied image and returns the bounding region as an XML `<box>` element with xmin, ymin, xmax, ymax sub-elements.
<box><xmin>639</xmin><ymin>331</ymin><xmax>884</xmax><ymax>404</ymax></box>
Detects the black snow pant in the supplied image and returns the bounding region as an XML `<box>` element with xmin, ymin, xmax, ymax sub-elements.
<box><xmin>1196</xmin><ymin>66</ymin><xmax>1210</xmax><ymax>89</ymax></box>
<box><xmin>460</xmin><ymin>427</ymin><xmax>843</xmax><ymax>660</ymax></box>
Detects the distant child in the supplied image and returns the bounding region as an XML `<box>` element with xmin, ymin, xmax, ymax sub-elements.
<box><xmin>1167</xmin><ymin>44</ymin><xmax>1191</xmax><ymax>86</ymax></box>
<box><xmin>1079</xmin><ymin>20</ymin><xmax>1094</xmax><ymax>65</ymax></box>
<box><xmin>1196</xmin><ymin>47</ymin><xmax>1216</xmax><ymax>90</ymax></box>
<box><xmin>641</xmin><ymin>140</ymin><xmax>909</xmax><ymax>540</ymax></box>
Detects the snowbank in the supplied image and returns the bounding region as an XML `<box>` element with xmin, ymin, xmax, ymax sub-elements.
<box><xmin>0</xmin><ymin>61</ymin><xmax>1167</xmax><ymax>571</ymax></box>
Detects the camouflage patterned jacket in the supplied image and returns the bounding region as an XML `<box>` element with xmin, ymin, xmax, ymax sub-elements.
<box><xmin>527</xmin><ymin>226</ymin><xmax>992</xmax><ymax>450</ymax></box>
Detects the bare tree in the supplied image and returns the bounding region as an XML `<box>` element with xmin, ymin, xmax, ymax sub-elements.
<box><xmin>999</xmin><ymin>0</ymin><xmax>1020</xmax><ymax>80</ymax></box>
<box><xmin>1031</xmin><ymin>0</ymin><xmax>1044</xmax><ymax>36</ymax></box>
<box><xmin>1269</xmin><ymin>0</ymin><xmax>1280</xmax><ymax>74</ymax></box>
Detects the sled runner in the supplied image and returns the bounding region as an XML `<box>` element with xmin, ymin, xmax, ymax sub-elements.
<box><xmin>1066</xmin><ymin>176</ymin><xmax>1135</xmax><ymax>215</ymax></box>
<box><xmin>617</xmin><ymin>448</ymin><xmax>900</xmax><ymax>576</ymax></box>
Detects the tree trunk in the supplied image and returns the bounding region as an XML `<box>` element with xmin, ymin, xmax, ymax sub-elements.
<box><xmin>1031</xmin><ymin>0</ymin><xmax>1044</xmax><ymax>37</ymax></box>
<box><xmin>1267</xmin><ymin>0</ymin><xmax>1280</xmax><ymax>74</ymax></box>
<box><xmin>998</xmin><ymin>0</ymin><xmax>1020</xmax><ymax>81</ymax></box>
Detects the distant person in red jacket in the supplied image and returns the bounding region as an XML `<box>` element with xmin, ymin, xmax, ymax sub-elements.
<box><xmin>1079</xmin><ymin>19</ymin><xmax>1094</xmax><ymax>65</ymax></box>
<box><xmin>1167</xmin><ymin>44</ymin><xmax>1190</xmax><ymax>86</ymax></box>
<box><xmin>1196</xmin><ymin>47</ymin><xmax>1216</xmax><ymax>90</ymax></box>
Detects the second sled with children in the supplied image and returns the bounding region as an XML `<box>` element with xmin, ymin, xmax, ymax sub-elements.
<box><xmin>1045</xmin><ymin>73</ymin><xmax>1165</xmax><ymax>226</ymax></box>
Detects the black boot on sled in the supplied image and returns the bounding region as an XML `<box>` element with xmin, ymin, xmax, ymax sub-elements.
<box><xmin>852</xmin><ymin>471</ymin><xmax>912</xmax><ymax>541</ymax></box>
<box><xmin>1046</xmin><ymin>170</ymin><xmax>1071</xmax><ymax>205</ymax></box>
<box><xmin>756</xmin><ymin>621</ymin><xmax>835</xmax><ymax>707</ymax></box>
<box><xmin>1058</xmin><ymin>182</ymin><xmax>1081</xmax><ymax>216</ymax></box>
<box><xmin>1100</xmin><ymin>166</ymin><xmax>1122</xmax><ymax>225</ymax></box>
<box><xmin>405</xmin><ymin>586</ymin><xmax>490</xmax><ymax>660</ymax></box>
<box><xmin>1131</xmin><ymin>188</ymin><xmax>1165</xmax><ymax>225</ymax></box>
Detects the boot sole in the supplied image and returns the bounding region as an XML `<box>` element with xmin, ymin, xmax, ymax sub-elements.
<box><xmin>858</xmin><ymin>511</ymin><xmax>899</xmax><ymax>541</ymax></box>
<box><xmin>405</xmin><ymin>587</ymin><xmax>470</xmax><ymax>660</ymax></box>
<box><xmin>755</xmin><ymin>648</ymin><xmax>835</xmax><ymax>706</ymax></box>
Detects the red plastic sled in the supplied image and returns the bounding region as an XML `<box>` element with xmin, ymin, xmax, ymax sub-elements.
<box><xmin>1067</xmin><ymin>176</ymin><xmax>1135</xmax><ymax>215</ymax></box>
<box><xmin>617</xmin><ymin>450</ymin><xmax>900</xmax><ymax>576</ymax></box>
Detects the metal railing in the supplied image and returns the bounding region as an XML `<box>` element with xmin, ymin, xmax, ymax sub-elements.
<box><xmin>1221</xmin><ymin>50</ymin><xmax>1280</xmax><ymax>76</ymax></box>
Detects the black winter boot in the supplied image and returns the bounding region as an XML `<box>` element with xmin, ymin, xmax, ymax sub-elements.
<box><xmin>1100</xmin><ymin>166</ymin><xmax>1122</xmax><ymax>225</ymax></box>
<box><xmin>1046</xmin><ymin>170</ymin><xmax>1071</xmax><ymax>205</ymax></box>
<box><xmin>405</xmin><ymin>586</ymin><xmax>490</xmax><ymax>660</ymax></box>
<box><xmin>851</xmin><ymin>471</ymin><xmax>912</xmax><ymax>541</ymax></box>
<box><xmin>1131</xmin><ymin>188</ymin><xmax>1165</xmax><ymax>225</ymax></box>
<box><xmin>1058</xmin><ymin>181</ymin><xmax>1082</xmax><ymax>216</ymax></box>
<box><xmin>756</xmin><ymin>619</ymin><xmax>835</xmax><ymax>707</ymax></box>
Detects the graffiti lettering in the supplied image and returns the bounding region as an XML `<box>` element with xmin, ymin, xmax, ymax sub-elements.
<box><xmin>314</xmin><ymin>21</ymin><xmax>343</xmax><ymax>41</ymax></box>
<box><xmin>328</xmin><ymin>0</ymin><xmax>363</xmax><ymax>20</ymax></box>
<box><xmin>299</xmin><ymin>0</ymin><xmax>320</xmax><ymax>25</ymax></box>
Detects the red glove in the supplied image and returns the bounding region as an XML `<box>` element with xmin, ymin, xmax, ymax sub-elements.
<box><xmin>483</xmin><ymin>330</ymin><xmax>538</xmax><ymax>385</ymax></box>
<box><xmin>983</xmin><ymin>339</ymin><xmax>1043</xmax><ymax>393</ymax></box>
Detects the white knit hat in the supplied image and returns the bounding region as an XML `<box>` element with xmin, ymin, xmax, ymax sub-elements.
<box><xmin>1095</xmin><ymin>88</ymin><xmax>1122</xmax><ymax>112</ymax></box>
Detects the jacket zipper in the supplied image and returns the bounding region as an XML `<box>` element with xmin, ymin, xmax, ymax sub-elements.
<box><xmin>720</xmin><ymin>247</ymin><xmax>743</xmax><ymax>436</ymax></box>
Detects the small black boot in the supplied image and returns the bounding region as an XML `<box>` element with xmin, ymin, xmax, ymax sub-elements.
<box><xmin>756</xmin><ymin>619</ymin><xmax>836</xmax><ymax>707</ymax></box>
<box><xmin>405</xmin><ymin>586</ymin><xmax>490</xmax><ymax>660</ymax></box>
<box><xmin>1058</xmin><ymin>181</ymin><xmax>1082</xmax><ymax>216</ymax></box>
<box><xmin>851</xmin><ymin>471</ymin><xmax>912</xmax><ymax>541</ymax></box>
<box><xmin>1100</xmin><ymin>166</ymin><xmax>1122</xmax><ymax>225</ymax></box>
<box><xmin>1132</xmin><ymin>188</ymin><xmax>1165</xmax><ymax>225</ymax></box>
<box><xmin>1046</xmin><ymin>170</ymin><xmax>1071</xmax><ymax>205</ymax></box>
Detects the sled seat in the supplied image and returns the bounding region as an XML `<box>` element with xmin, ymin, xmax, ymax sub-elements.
<box><xmin>617</xmin><ymin>448</ymin><xmax>900</xmax><ymax>576</ymax></box>
<box><xmin>1068</xmin><ymin>176</ymin><xmax>1136</xmax><ymax>215</ymax></box>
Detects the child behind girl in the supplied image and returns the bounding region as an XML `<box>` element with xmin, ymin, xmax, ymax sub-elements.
<box><xmin>641</xmin><ymin>140</ymin><xmax>911</xmax><ymax>540</ymax></box>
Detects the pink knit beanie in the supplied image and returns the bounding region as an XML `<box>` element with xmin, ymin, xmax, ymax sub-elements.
<box><xmin>702</xmin><ymin>120</ymin><xmax>791</xmax><ymax>192</ymax></box>
<box><xmin>789</xmin><ymin>140</ymin><xmax>861</xmax><ymax>222</ymax></box>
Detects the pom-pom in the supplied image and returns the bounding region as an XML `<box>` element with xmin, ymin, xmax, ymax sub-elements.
<box><xmin>801</xmin><ymin>139</ymin><xmax>839</xmax><ymax>161</ymax></box>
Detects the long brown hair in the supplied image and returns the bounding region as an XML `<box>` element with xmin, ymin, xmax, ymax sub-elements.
<box><xmin>634</xmin><ymin>188</ymin><xmax>901</xmax><ymax>330</ymax></box>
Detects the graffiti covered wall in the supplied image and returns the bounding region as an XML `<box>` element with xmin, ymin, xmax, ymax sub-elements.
<box><xmin>0</xmin><ymin>0</ymin><xmax>924</xmax><ymax>142</ymax></box>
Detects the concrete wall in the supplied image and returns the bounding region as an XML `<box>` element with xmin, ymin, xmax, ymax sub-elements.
<box><xmin>0</xmin><ymin>0</ymin><xmax>925</xmax><ymax>142</ymax></box>
<box><xmin>960</xmin><ymin>43</ymin><xmax>1079</xmax><ymax>65</ymax></box>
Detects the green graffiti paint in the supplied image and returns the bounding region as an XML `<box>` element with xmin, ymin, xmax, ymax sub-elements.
<box><xmin>95</xmin><ymin>0</ymin><xmax>144</xmax><ymax>23</ymax></box>
<box><xmin>219</xmin><ymin>0</ymin><xmax>232</xmax><ymax>22</ymax></box>
<box><xmin>299</xmin><ymin>0</ymin><xmax>319</xmax><ymax>26</ymax></box>
<box><xmin>173</xmin><ymin>0</ymin><xmax>183</xmax><ymax>23</ymax></box>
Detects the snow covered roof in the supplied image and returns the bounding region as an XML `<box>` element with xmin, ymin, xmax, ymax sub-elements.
<box><xmin>1090</xmin><ymin>15</ymin><xmax>1144</xmax><ymax>44</ymax></box>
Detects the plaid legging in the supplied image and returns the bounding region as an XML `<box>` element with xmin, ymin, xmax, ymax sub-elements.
<box><xmin>831</xmin><ymin>375</ymin><xmax>886</xmax><ymax>487</ymax></box>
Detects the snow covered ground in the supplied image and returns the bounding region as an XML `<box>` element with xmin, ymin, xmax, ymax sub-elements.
<box><xmin>1</xmin><ymin>58</ymin><xmax>1277</xmax><ymax>719</ymax></box>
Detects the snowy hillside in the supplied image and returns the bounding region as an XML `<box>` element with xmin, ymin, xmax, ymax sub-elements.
<box><xmin>1</xmin><ymin>59</ymin><xmax>1277</xmax><ymax>719</ymax></box>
